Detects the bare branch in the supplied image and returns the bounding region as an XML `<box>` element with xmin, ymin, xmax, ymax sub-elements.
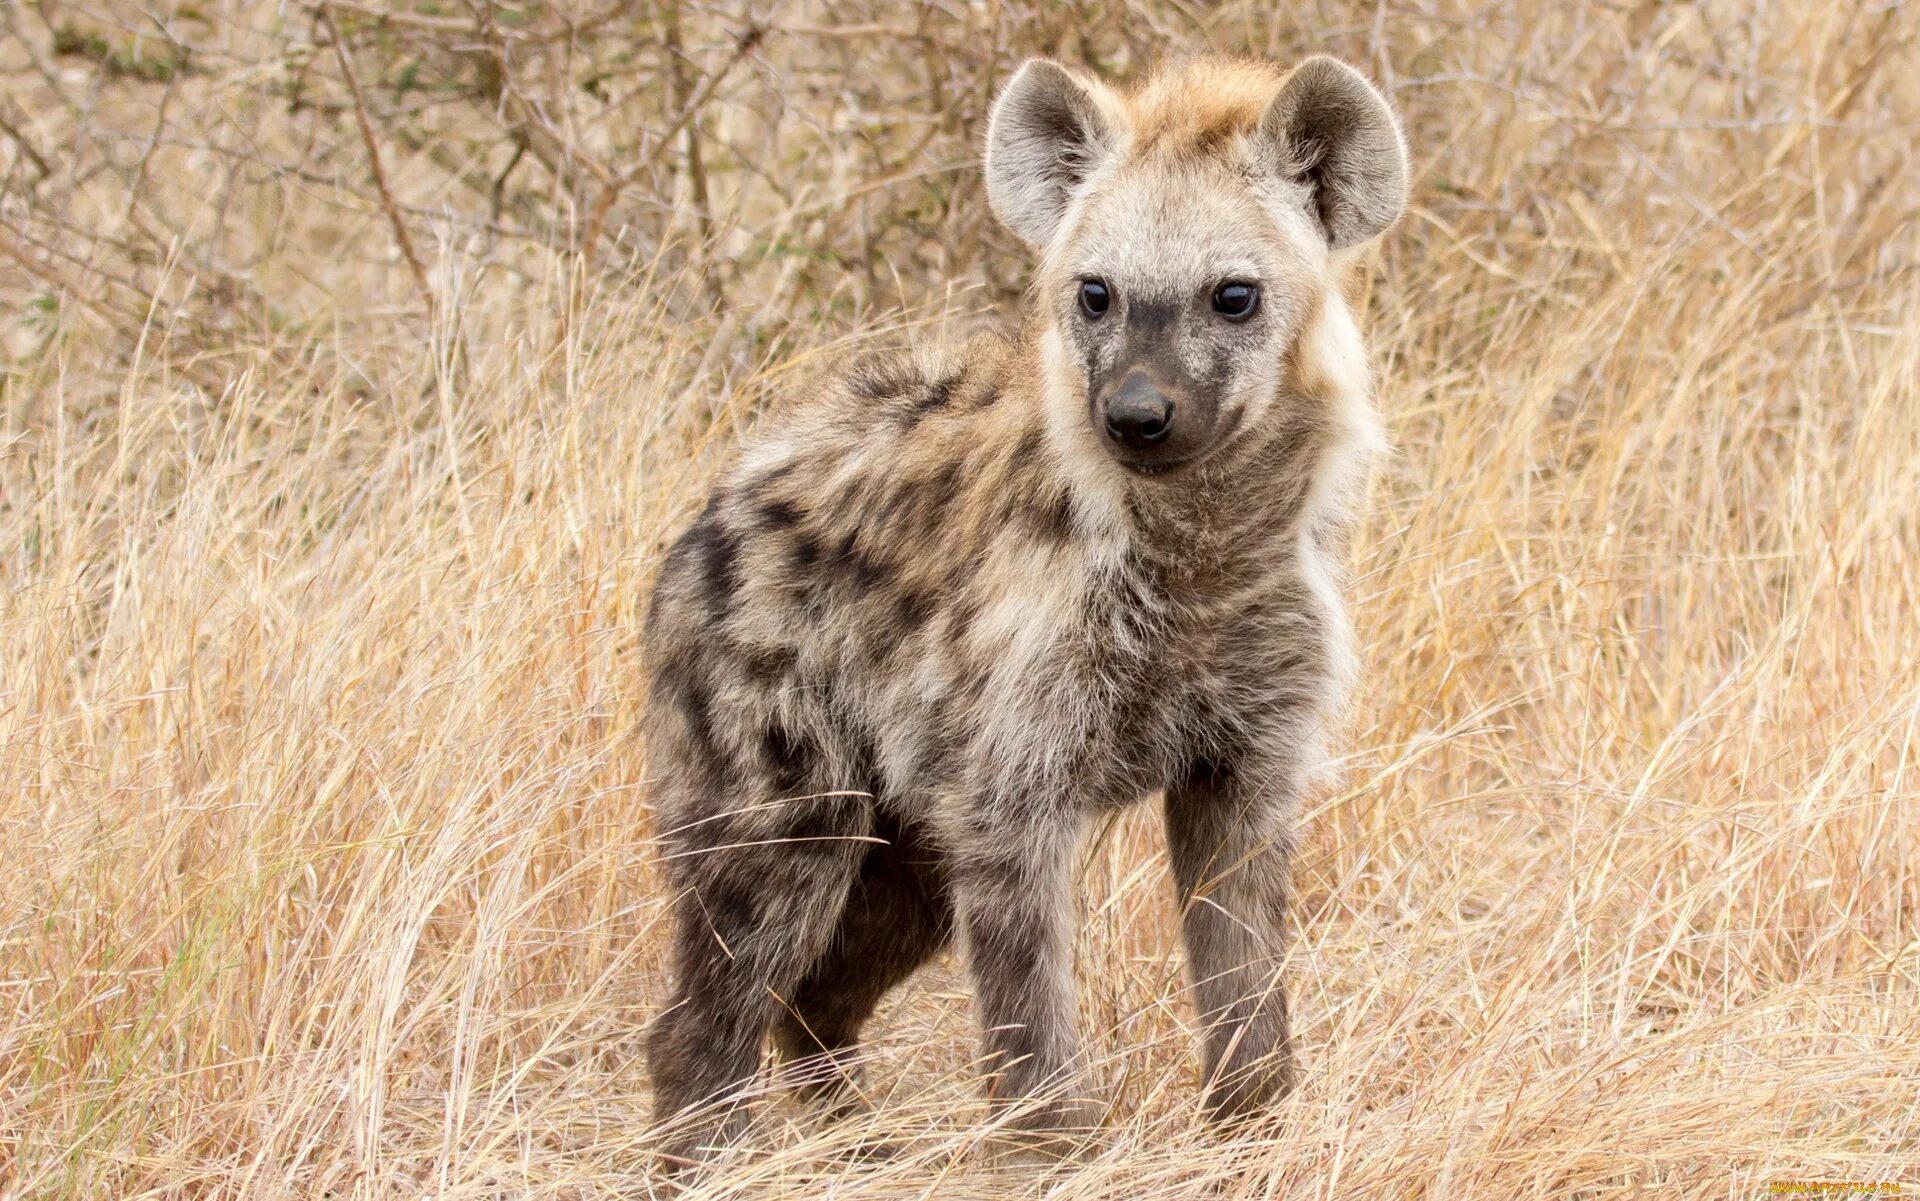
<box><xmin>318</xmin><ymin>2</ymin><xmax>437</xmax><ymax>319</ymax></box>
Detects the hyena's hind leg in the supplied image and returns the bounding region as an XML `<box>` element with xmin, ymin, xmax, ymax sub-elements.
<box><xmin>772</xmin><ymin>810</ymin><xmax>954</xmax><ymax>1111</ymax></box>
<box><xmin>646</xmin><ymin>767</ymin><xmax>871</xmax><ymax>1170</ymax></box>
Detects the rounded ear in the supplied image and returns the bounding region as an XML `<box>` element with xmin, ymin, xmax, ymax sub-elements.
<box><xmin>1257</xmin><ymin>56</ymin><xmax>1408</xmax><ymax>251</ymax></box>
<box><xmin>984</xmin><ymin>59</ymin><xmax>1124</xmax><ymax>249</ymax></box>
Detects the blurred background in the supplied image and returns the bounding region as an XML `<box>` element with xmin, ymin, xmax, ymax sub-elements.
<box><xmin>2</xmin><ymin>2</ymin><xmax>1916</xmax><ymax>1197</ymax></box>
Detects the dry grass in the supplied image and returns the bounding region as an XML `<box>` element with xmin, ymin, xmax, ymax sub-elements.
<box><xmin>3</xmin><ymin>1</ymin><xmax>1918</xmax><ymax>1197</ymax></box>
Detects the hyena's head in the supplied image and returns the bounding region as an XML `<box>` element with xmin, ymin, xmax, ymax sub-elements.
<box><xmin>985</xmin><ymin>56</ymin><xmax>1406</xmax><ymax>479</ymax></box>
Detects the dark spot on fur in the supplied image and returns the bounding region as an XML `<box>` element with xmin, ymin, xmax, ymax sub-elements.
<box><xmin>678</xmin><ymin>502</ymin><xmax>739</xmax><ymax>623</ymax></box>
<box><xmin>1189</xmin><ymin>121</ymin><xmax>1235</xmax><ymax>153</ymax></box>
<box><xmin>740</xmin><ymin>644</ymin><xmax>797</xmax><ymax>682</ymax></box>
<box><xmin>1175</xmin><ymin>755</ymin><xmax>1236</xmax><ymax>794</ymax></box>
<box><xmin>917</xmin><ymin>375</ymin><xmax>956</xmax><ymax>413</ymax></box>
<box><xmin>872</xmin><ymin>468</ymin><xmax>960</xmax><ymax>541</ymax></box>
<box><xmin>895</xmin><ymin>589</ymin><xmax>933</xmax><ymax>630</ymax></box>
<box><xmin>1025</xmin><ymin>487</ymin><xmax>1074</xmax><ymax>542</ymax></box>
<box><xmin>848</xmin><ymin>354</ymin><xmax>915</xmax><ymax>401</ymax></box>
<box><xmin>784</xmin><ymin>794</ymin><xmax>865</xmax><ymax>847</ymax></box>
<box><xmin>852</xmin><ymin>552</ymin><xmax>892</xmax><ymax>591</ymax></box>
<box><xmin>830</xmin><ymin>529</ymin><xmax>894</xmax><ymax>592</ymax></box>
<box><xmin>931</xmin><ymin>461</ymin><xmax>963</xmax><ymax>508</ymax></box>
<box><xmin>1008</xmin><ymin>429</ymin><xmax>1044</xmax><ymax>474</ymax></box>
<box><xmin>760</xmin><ymin>499</ymin><xmax>803</xmax><ymax>529</ymax></box>
<box><xmin>936</xmin><ymin>655</ymin><xmax>988</xmax><ymax>707</ymax></box>
<box><xmin>762</xmin><ymin>722</ymin><xmax>810</xmax><ymax>796</ymax></box>
<box><xmin>673</xmin><ymin>671</ymin><xmax>721</xmax><ymax>766</ymax></box>
<box><xmin>859</xmin><ymin>595</ymin><xmax>919</xmax><ymax>665</ymax></box>
<box><xmin>791</xmin><ymin>535</ymin><xmax>823</xmax><ymax>571</ymax></box>
<box><xmin>870</xmin><ymin>483</ymin><xmax>920</xmax><ymax>537</ymax></box>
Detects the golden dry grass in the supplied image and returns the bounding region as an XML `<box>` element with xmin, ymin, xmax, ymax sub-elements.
<box><xmin>2</xmin><ymin>1</ymin><xmax>1917</xmax><ymax>1197</ymax></box>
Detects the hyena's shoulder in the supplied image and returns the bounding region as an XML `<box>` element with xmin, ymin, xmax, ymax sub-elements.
<box><xmin>730</xmin><ymin>327</ymin><xmax>1028</xmax><ymax>534</ymax></box>
<box><xmin>760</xmin><ymin>328</ymin><xmax>1022</xmax><ymax>457</ymax></box>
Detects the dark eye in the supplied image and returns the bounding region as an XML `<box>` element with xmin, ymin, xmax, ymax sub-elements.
<box><xmin>1211</xmin><ymin>282</ymin><xmax>1260</xmax><ymax>321</ymax></box>
<box><xmin>1078</xmin><ymin>279</ymin><xmax>1111</xmax><ymax>319</ymax></box>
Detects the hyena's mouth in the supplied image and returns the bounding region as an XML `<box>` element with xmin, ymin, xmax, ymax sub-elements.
<box><xmin>1110</xmin><ymin>401</ymin><xmax>1247</xmax><ymax>479</ymax></box>
<box><xmin>1124</xmin><ymin>455</ymin><xmax>1199</xmax><ymax>477</ymax></box>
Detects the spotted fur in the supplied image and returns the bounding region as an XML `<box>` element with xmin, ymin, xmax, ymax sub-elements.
<box><xmin>643</xmin><ymin>53</ymin><xmax>1407</xmax><ymax>1169</ymax></box>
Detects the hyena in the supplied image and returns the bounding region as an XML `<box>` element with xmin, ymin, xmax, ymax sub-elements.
<box><xmin>643</xmin><ymin>53</ymin><xmax>1406</xmax><ymax>1166</ymax></box>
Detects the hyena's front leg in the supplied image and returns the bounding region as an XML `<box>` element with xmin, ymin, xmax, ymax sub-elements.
<box><xmin>950</xmin><ymin>803</ymin><xmax>1096</xmax><ymax>1146</ymax></box>
<box><xmin>1163</xmin><ymin>755</ymin><xmax>1300</xmax><ymax>1121</ymax></box>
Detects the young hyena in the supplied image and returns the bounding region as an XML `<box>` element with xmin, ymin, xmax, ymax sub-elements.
<box><xmin>643</xmin><ymin>54</ymin><xmax>1406</xmax><ymax>1166</ymax></box>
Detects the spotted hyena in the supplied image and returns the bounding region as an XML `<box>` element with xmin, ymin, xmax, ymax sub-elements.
<box><xmin>643</xmin><ymin>53</ymin><xmax>1406</xmax><ymax>1167</ymax></box>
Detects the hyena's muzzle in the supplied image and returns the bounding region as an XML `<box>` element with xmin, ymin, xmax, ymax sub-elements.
<box><xmin>1086</xmin><ymin>292</ymin><xmax>1252</xmax><ymax>476</ymax></box>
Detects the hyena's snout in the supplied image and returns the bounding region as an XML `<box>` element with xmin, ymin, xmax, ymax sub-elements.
<box><xmin>1103</xmin><ymin>371</ymin><xmax>1174</xmax><ymax>451</ymax></box>
<box><xmin>1093</xmin><ymin>361</ymin><xmax>1221</xmax><ymax>475</ymax></box>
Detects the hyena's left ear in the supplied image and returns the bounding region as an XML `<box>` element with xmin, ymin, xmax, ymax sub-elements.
<box><xmin>984</xmin><ymin>59</ymin><xmax>1126</xmax><ymax>249</ymax></box>
<box><xmin>1256</xmin><ymin>56</ymin><xmax>1408</xmax><ymax>251</ymax></box>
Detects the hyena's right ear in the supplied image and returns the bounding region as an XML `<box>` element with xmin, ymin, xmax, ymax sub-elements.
<box><xmin>984</xmin><ymin>59</ymin><xmax>1125</xmax><ymax>249</ymax></box>
<box><xmin>1256</xmin><ymin>56</ymin><xmax>1408</xmax><ymax>251</ymax></box>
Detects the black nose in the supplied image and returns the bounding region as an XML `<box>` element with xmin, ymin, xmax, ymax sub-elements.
<box><xmin>1104</xmin><ymin>377</ymin><xmax>1174</xmax><ymax>450</ymax></box>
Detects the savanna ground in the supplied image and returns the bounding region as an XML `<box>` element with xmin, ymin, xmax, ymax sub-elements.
<box><xmin>2</xmin><ymin>1</ymin><xmax>1917</xmax><ymax>1197</ymax></box>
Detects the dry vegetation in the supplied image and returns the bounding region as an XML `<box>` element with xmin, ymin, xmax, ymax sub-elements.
<box><xmin>3</xmin><ymin>0</ymin><xmax>1918</xmax><ymax>1197</ymax></box>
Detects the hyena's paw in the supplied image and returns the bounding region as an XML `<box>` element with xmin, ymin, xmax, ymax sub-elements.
<box><xmin>780</xmin><ymin>1053</ymin><xmax>930</xmax><ymax>1164</ymax></box>
<box><xmin>650</xmin><ymin>1099</ymin><xmax>756</xmax><ymax>1185</ymax></box>
<box><xmin>979</xmin><ymin>1094</ymin><xmax>1105</xmax><ymax>1168</ymax></box>
<box><xmin>816</xmin><ymin>1126</ymin><xmax>919</xmax><ymax>1166</ymax></box>
<box><xmin>1202</xmin><ymin>1043</ymin><xmax>1300</xmax><ymax>1126</ymax></box>
<box><xmin>779</xmin><ymin>1049</ymin><xmax>873</xmax><ymax>1120</ymax></box>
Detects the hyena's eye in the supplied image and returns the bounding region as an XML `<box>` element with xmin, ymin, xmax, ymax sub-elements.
<box><xmin>1078</xmin><ymin>279</ymin><xmax>1111</xmax><ymax>320</ymax></box>
<box><xmin>1211</xmin><ymin>282</ymin><xmax>1260</xmax><ymax>322</ymax></box>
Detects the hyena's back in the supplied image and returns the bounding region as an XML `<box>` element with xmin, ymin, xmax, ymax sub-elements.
<box><xmin>644</xmin><ymin>329</ymin><xmax>1080</xmax><ymax>828</ymax></box>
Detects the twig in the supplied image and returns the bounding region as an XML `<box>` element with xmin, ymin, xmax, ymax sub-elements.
<box><xmin>318</xmin><ymin>3</ymin><xmax>437</xmax><ymax>319</ymax></box>
<box><xmin>578</xmin><ymin>16</ymin><xmax>766</xmax><ymax>265</ymax></box>
<box><xmin>491</xmin><ymin>133</ymin><xmax>527</xmax><ymax>226</ymax></box>
<box><xmin>0</xmin><ymin>226</ymin><xmax>225</xmax><ymax>394</ymax></box>
<box><xmin>322</xmin><ymin>0</ymin><xmax>513</xmax><ymax>38</ymax></box>
<box><xmin>0</xmin><ymin>101</ymin><xmax>52</xmax><ymax>182</ymax></box>
<box><xmin>662</xmin><ymin>0</ymin><xmax>721</xmax><ymax>309</ymax></box>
